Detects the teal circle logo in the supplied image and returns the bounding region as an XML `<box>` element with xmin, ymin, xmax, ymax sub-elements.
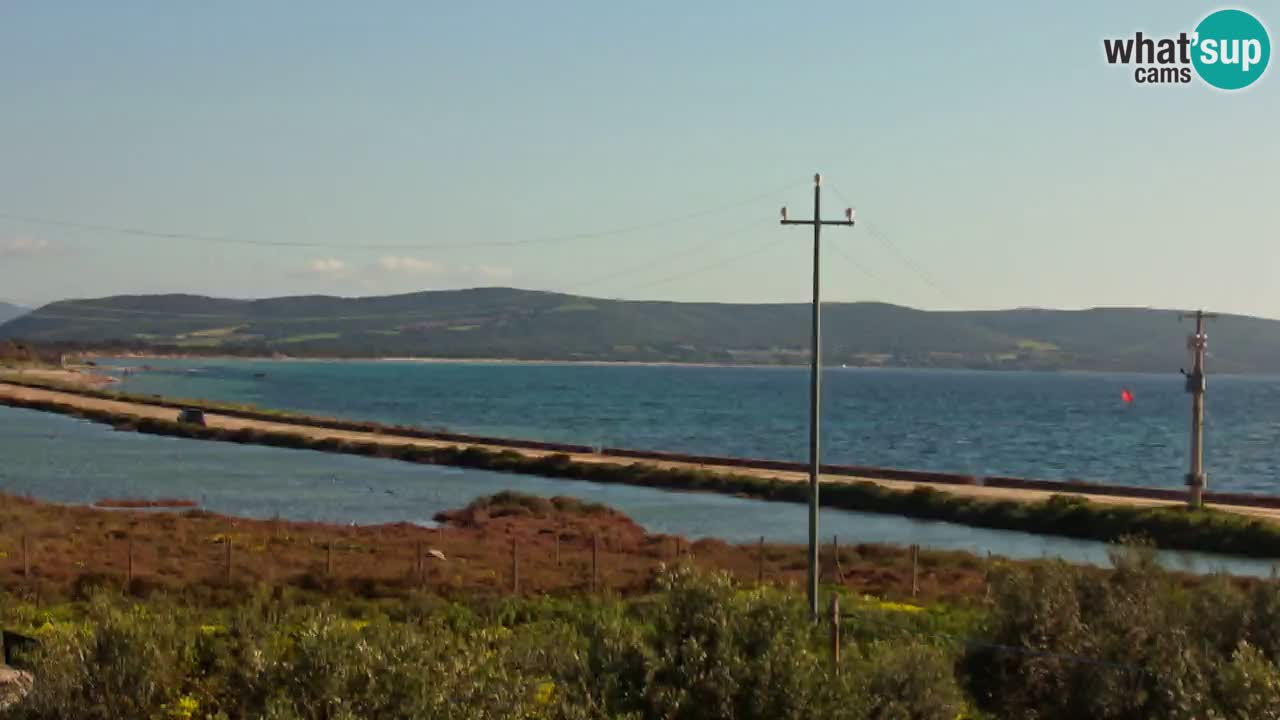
<box><xmin>1192</xmin><ymin>9</ymin><xmax>1270</xmax><ymax>90</ymax></box>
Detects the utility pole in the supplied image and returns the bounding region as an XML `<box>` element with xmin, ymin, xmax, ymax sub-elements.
<box><xmin>781</xmin><ymin>173</ymin><xmax>855</xmax><ymax>617</ymax></box>
<box><xmin>1181</xmin><ymin>309</ymin><xmax>1218</xmax><ymax>508</ymax></box>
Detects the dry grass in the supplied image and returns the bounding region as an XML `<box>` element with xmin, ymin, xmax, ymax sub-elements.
<box><xmin>0</xmin><ymin>491</ymin><xmax>990</xmax><ymax>606</ymax></box>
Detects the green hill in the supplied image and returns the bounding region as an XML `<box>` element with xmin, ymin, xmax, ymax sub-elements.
<box><xmin>0</xmin><ymin>288</ymin><xmax>1274</xmax><ymax>372</ymax></box>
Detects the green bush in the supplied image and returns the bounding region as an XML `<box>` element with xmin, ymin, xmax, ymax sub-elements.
<box><xmin>6</xmin><ymin>568</ymin><xmax>979</xmax><ymax>720</ymax></box>
<box><xmin>9</xmin><ymin>595</ymin><xmax>191</xmax><ymax>720</ymax></box>
<box><xmin>21</xmin><ymin>561</ymin><xmax>1280</xmax><ymax>719</ymax></box>
<box><xmin>558</xmin><ymin>565</ymin><xmax>967</xmax><ymax>720</ymax></box>
<box><xmin>961</xmin><ymin>542</ymin><xmax>1280</xmax><ymax>719</ymax></box>
<box><xmin>855</xmin><ymin>642</ymin><xmax>967</xmax><ymax>720</ymax></box>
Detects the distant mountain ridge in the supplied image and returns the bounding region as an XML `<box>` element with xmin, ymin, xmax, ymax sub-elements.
<box><xmin>1</xmin><ymin>287</ymin><xmax>1276</xmax><ymax>373</ymax></box>
<box><xmin>0</xmin><ymin>302</ymin><xmax>27</xmax><ymax>325</ymax></box>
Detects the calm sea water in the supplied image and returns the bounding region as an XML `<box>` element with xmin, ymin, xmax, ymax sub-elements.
<box><xmin>99</xmin><ymin>358</ymin><xmax>1280</xmax><ymax>494</ymax></box>
<box><xmin>1</xmin><ymin>405</ymin><xmax>1274</xmax><ymax>576</ymax></box>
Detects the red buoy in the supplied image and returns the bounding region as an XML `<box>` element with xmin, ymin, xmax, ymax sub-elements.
<box><xmin>1121</xmin><ymin>388</ymin><xmax>1134</xmax><ymax>404</ymax></box>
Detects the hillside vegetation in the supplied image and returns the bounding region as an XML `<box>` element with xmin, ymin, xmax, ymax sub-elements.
<box><xmin>0</xmin><ymin>341</ymin><xmax>60</xmax><ymax>368</ymax></box>
<box><xmin>2</xmin><ymin>287</ymin><xmax>1275</xmax><ymax>371</ymax></box>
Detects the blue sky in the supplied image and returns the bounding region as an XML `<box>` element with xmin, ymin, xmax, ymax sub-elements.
<box><xmin>0</xmin><ymin>1</ymin><xmax>1276</xmax><ymax>316</ymax></box>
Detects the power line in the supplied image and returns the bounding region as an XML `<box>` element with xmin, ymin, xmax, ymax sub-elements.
<box><xmin>18</xmin><ymin>220</ymin><xmax>773</xmax><ymax>322</ymax></box>
<box><xmin>604</xmin><ymin>232</ymin><xmax>786</xmax><ymax>296</ymax></box>
<box><xmin>0</xmin><ymin>181</ymin><xmax>801</xmax><ymax>252</ymax></box>
<box><xmin>561</xmin><ymin>217</ymin><xmax>769</xmax><ymax>294</ymax></box>
<box><xmin>826</xmin><ymin>184</ymin><xmax>961</xmax><ymax>307</ymax></box>
<box><xmin>8</xmin><ymin>225</ymin><xmax>777</xmax><ymax>323</ymax></box>
<box><xmin>829</xmin><ymin>243</ymin><xmax>882</xmax><ymax>285</ymax></box>
<box><xmin>863</xmin><ymin>221</ymin><xmax>960</xmax><ymax>305</ymax></box>
<box><xmin>14</xmin><ymin>244</ymin><xmax>785</xmax><ymax>325</ymax></box>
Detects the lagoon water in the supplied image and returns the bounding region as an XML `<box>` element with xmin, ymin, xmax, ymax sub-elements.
<box><xmin>99</xmin><ymin>358</ymin><xmax>1280</xmax><ymax>494</ymax></box>
<box><xmin>1</xmin><ymin>405</ymin><xmax>1276</xmax><ymax>577</ymax></box>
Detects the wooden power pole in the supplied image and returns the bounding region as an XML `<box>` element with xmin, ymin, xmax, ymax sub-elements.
<box><xmin>781</xmin><ymin>174</ymin><xmax>855</xmax><ymax>617</ymax></box>
<box><xmin>1181</xmin><ymin>309</ymin><xmax>1217</xmax><ymax>508</ymax></box>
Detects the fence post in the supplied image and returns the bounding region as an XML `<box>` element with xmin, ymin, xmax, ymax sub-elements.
<box><xmin>225</xmin><ymin>537</ymin><xmax>233</xmax><ymax>585</ymax></box>
<box><xmin>591</xmin><ymin>533</ymin><xmax>599</xmax><ymax>594</ymax></box>
<box><xmin>832</xmin><ymin>534</ymin><xmax>841</xmax><ymax>580</ymax></box>
<box><xmin>554</xmin><ymin>533</ymin><xmax>560</xmax><ymax>567</ymax></box>
<box><xmin>674</xmin><ymin>536</ymin><xmax>681</xmax><ymax>559</ymax></box>
<box><xmin>265</xmin><ymin>541</ymin><xmax>275</xmax><ymax>589</ymax></box>
<box><xmin>911</xmin><ymin>544</ymin><xmax>919</xmax><ymax>598</ymax></box>
<box><xmin>416</xmin><ymin>540</ymin><xmax>424</xmax><ymax>584</ymax></box>
<box><xmin>326</xmin><ymin>540</ymin><xmax>334</xmax><ymax>577</ymax></box>
<box><xmin>22</xmin><ymin>534</ymin><xmax>29</xmax><ymax>580</ymax></box>
<box><xmin>984</xmin><ymin>551</ymin><xmax>992</xmax><ymax>601</ymax></box>
<box><xmin>829</xmin><ymin>593</ymin><xmax>841</xmax><ymax>667</ymax></box>
<box><xmin>511</xmin><ymin>537</ymin><xmax>520</xmax><ymax>594</ymax></box>
<box><xmin>757</xmin><ymin>536</ymin><xmax>765</xmax><ymax>586</ymax></box>
<box><xmin>127</xmin><ymin>536</ymin><xmax>134</xmax><ymax>585</ymax></box>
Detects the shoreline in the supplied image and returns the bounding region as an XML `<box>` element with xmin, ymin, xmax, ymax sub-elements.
<box><xmin>98</xmin><ymin>352</ymin><xmax>830</xmax><ymax>371</ymax></box>
<box><xmin>5</xmin><ymin>376</ymin><xmax>1280</xmax><ymax>558</ymax></box>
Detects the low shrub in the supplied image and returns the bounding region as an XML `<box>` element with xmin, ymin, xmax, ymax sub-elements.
<box><xmin>961</xmin><ymin>543</ymin><xmax>1280</xmax><ymax>719</ymax></box>
<box><xmin>6</xmin><ymin>567</ymin><xmax>974</xmax><ymax>720</ymax></box>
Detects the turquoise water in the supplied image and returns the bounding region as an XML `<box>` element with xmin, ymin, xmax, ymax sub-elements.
<box><xmin>1</xmin><ymin>405</ymin><xmax>1275</xmax><ymax>576</ymax></box>
<box><xmin>100</xmin><ymin>358</ymin><xmax>1280</xmax><ymax>494</ymax></box>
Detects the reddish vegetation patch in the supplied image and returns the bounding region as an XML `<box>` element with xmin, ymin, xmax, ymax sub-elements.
<box><xmin>0</xmin><ymin>491</ymin><xmax>993</xmax><ymax>605</ymax></box>
<box><xmin>435</xmin><ymin>492</ymin><xmax>649</xmax><ymax>547</ymax></box>
<box><xmin>93</xmin><ymin>498</ymin><xmax>198</xmax><ymax>509</ymax></box>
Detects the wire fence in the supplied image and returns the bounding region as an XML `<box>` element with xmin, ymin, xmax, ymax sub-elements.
<box><xmin>1</xmin><ymin>522</ymin><xmax>1189</xmax><ymax>678</ymax></box>
<box><xmin>0</xmin><ymin>522</ymin><xmax>945</xmax><ymax>603</ymax></box>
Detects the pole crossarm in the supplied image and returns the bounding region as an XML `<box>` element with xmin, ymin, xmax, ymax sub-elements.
<box><xmin>781</xmin><ymin>220</ymin><xmax>856</xmax><ymax>227</ymax></box>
